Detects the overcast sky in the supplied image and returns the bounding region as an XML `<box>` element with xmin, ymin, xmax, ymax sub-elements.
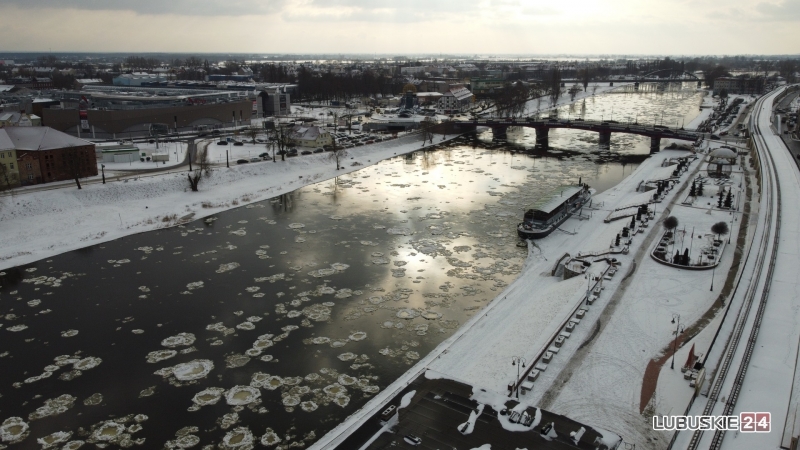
<box><xmin>0</xmin><ymin>0</ymin><xmax>798</xmax><ymax>55</ymax></box>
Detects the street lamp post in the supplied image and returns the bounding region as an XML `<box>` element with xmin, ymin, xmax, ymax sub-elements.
<box><xmin>511</xmin><ymin>356</ymin><xmax>526</xmax><ymax>399</ymax></box>
<box><xmin>711</xmin><ymin>257</ymin><xmax>716</xmax><ymax>291</ymax></box>
<box><xmin>670</xmin><ymin>314</ymin><xmax>684</xmax><ymax>370</ymax></box>
<box><xmin>101</xmin><ymin>164</ymin><xmax>105</xmax><ymax>184</ymax></box>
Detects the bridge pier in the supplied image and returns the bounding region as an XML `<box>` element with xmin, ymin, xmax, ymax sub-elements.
<box><xmin>598</xmin><ymin>130</ymin><xmax>611</xmax><ymax>148</ymax></box>
<box><xmin>609</xmin><ymin>81</ymin><xmax>614</xmax><ymax>86</ymax></box>
<box><xmin>492</xmin><ymin>126</ymin><xmax>507</xmax><ymax>140</ymax></box>
<box><xmin>535</xmin><ymin>127</ymin><xmax>549</xmax><ymax>148</ymax></box>
<box><xmin>650</xmin><ymin>136</ymin><xmax>661</xmax><ymax>153</ymax></box>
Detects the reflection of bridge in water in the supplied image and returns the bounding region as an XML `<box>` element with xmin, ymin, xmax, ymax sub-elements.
<box><xmin>468</xmin><ymin>118</ymin><xmax>703</xmax><ymax>152</ymax></box>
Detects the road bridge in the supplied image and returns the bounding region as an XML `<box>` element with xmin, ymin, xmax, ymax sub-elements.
<box><xmin>468</xmin><ymin>118</ymin><xmax>703</xmax><ymax>152</ymax></box>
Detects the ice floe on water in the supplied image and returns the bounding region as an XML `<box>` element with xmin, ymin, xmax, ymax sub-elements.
<box><xmin>186</xmin><ymin>281</ymin><xmax>204</xmax><ymax>290</ymax></box>
<box><xmin>0</xmin><ymin>417</ymin><xmax>29</xmax><ymax>444</ymax></box>
<box><xmin>161</xmin><ymin>332</ymin><xmax>196</xmax><ymax>348</ymax></box>
<box><xmin>216</xmin><ymin>262</ymin><xmax>240</xmax><ymax>273</ymax></box>
<box><xmin>288</xmin><ymin>223</ymin><xmax>305</xmax><ymax>229</ymax></box>
<box><xmin>348</xmin><ymin>331</ymin><xmax>367</xmax><ymax>341</ymax></box>
<box><xmin>300</xmin><ymin>401</ymin><xmax>318</xmax><ymax>412</ymax></box>
<box><xmin>396</xmin><ymin>309</ymin><xmax>419</xmax><ymax>319</ymax></box>
<box><xmin>29</xmin><ymin>394</ymin><xmax>76</xmax><ymax>420</ymax></box>
<box><xmin>7</xmin><ymin>324</ymin><xmax>28</xmax><ymax>332</ymax></box>
<box><xmin>338</xmin><ymin>374</ymin><xmax>357</xmax><ymax>386</ymax></box>
<box><xmin>255</xmin><ymin>273</ymin><xmax>284</xmax><ymax>283</ymax></box>
<box><xmin>337</xmin><ymin>352</ymin><xmax>356</xmax><ymax>361</ymax></box>
<box><xmin>74</xmin><ymin>356</ymin><xmax>102</xmax><ymax>371</ymax></box>
<box><xmin>191</xmin><ymin>387</ymin><xmax>225</xmax><ymax>407</ymax></box>
<box><xmin>236</xmin><ymin>322</ymin><xmax>256</xmax><ymax>331</ymax></box>
<box><xmin>83</xmin><ymin>393</ymin><xmax>103</xmax><ymax>406</ymax></box>
<box><xmin>225</xmin><ymin>386</ymin><xmax>261</xmax><ymax>406</ymax></box>
<box><xmin>225</xmin><ymin>354</ymin><xmax>251</xmax><ymax>369</ymax></box>
<box><xmin>146</xmin><ymin>349</ymin><xmax>177</xmax><ymax>363</ymax></box>
<box><xmin>387</xmin><ymin>227</ymin><xmax>411</xmax><ymax>235</ymax></box>
<box><xmin>60</xmin><ymin>329</ymin><xmax>78</xmax><ymax>337</ymax></box>
<box><xmin>166</xmin><ymin>433</ymin><xmax>200</xmax><ymax>449</ymax></box>
<box><xmin>260</xmin><ymin>428</ymin><xmax>281</xmax><ymax>446</ymax></box>
<box><xmin>229</xmin><ymin>229</ymin><xmax>246</xmax><ymax>236</ymax></box>
<box><xmin>36</xmin><ymin>430</ymin><xmax>72</xmax><ymax>449</ymax></box>
<box><xmin>156</xmin><ymin>359</ymin><xmax>214</xmax><ymax>383</ymax></box>
<box><xmin>282</xmin><ymin>395</ymin><xmax>301</xmax><ymax>407</ymax></box>
<box><xmin>218</xmin><ymin>412</ymin><xmax>239</xmax><ymax>430</ymax></box>
<box><xmin>302</xmin><ymin>303</ymin><xmax>332</xmax><ymax>322</ymax></box>
<box><xmin>335</xmin><ymin>288</ymin><xmax>353</xmax><ymax>298</ymax></box>
<box><xmin>330</xmin><ymin>339</ymin><xmax>348</xmax><ymax>348</ymax></box>
<box><xmin>87</xmin><ymin>420</ymin><xmax>133</xmax><ymax>446</ymax></box>
<box><xmin>220</xmin><ymin>427</ymin><xmax>254</xmax><ymax>450</ymax></box>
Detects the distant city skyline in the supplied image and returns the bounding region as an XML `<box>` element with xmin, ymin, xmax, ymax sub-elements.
<box><xmin>0</xmin><ymin>0</ymin><xmax>798</xmax><ymax>55</ymax></box>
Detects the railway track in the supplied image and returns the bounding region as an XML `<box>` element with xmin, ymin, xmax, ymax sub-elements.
<box><xmin>684</xmin><ymin>90</ymin><xmax>783</xmax><ymax>450</ymax></box>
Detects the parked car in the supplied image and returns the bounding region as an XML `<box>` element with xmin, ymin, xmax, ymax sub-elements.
<box><xmin>236</xmin><ymin>159</ymin><xmax>249</xmax><ymax>164</ymax></box>
<box><xmin>212</xmin><ymin>130</ymin><xmax>220</xmax><ymax>135</ymax></box>
<box><xmin>217</xmin><ymin>141</ymin><xmax>227</xmax><ymax>145</ymax></box>
<box><xmin>249</xmin><ymin>157</ymin><xmax>261</xmax><ymax>162</ymax></box>
<box><xmin>258</xmin><ymin>152</ymin><xmax>269</xmax><ymax>158</ymax></box>
<box><xmin>233</xmin><ymin>141</ymin><xmax>244</xmax><ymax>146</ymax></box>
<box><xmin>313</xmin><ymin>148</ymin><xmax>324</xmax><ymax>154</ymax></box>
<box><xmin>403</xmin><ymin>435</ymin><xmax>422</xmax><ymax>446</ymax></box>
<box><xmin>301</xmin><ymin>150</ymin><xmax>312</xmax><ymax>155</ymax></box>
<box><xmin>287</xmin><ymin>149</ymin><xmax>298</xmax><ymax>157</ymax></box>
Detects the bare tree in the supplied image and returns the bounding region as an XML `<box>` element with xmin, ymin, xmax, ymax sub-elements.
<box><xmin>329</xmin><ymin>136</ymin><xmax>348</xmax><ymax>170</ymax></box>
<box><xmin>581</xmin><ymin>68</ymin><xmax>591</xmax><ymax>92</ymax></box>
<box><xmin>421</xmin><ymin>117</ymin><xmax>436</xmax><ymax>144</ymax></box>
<box><xmin>187</xmin><ymin>145</ymin><xmax>212</xmax><ymax>192</ymax></box>
<box><xmin>549</xmin><ymin>68</ymin><xmax>562</xmax><ymax>105</ymax></box>
<box><xmin>0</xmin><ymin>162</ymin><xmax>15</xmax><ymax>191</ymax></box>
<box><xmin>63</xmin><ymin>147</ymin><xmax>86</xmax><ymax>190</ymax></box>
<box><xmin>245</xmin><ymin>125</ymin><xmax>260</xmax><ymax>144</ymax></box>
<box><xmin>568</xmin><ymin>85</ymin><xmax>582</xmax><ymax>101</ymax></box>
<box><xmin>270</xmin><ymin>125</ymin><xmax>291</xmax><ymax>161</ymax></box>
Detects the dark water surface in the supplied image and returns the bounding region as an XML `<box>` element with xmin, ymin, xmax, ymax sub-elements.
<box><xmin>0</xmin><ymin>85</ymin><xmax>703</xmax><ymax>449</ymax></box>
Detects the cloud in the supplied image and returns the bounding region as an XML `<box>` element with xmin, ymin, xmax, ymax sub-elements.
<box><xmin>756</xmin><ymin>0</ymin><xmax>800</xmax><ymax>20</ymax></box>
<box><xmin>0</xmin><ymin>0</ymin><xmax>287</xmax><ymax>16</ymax></box>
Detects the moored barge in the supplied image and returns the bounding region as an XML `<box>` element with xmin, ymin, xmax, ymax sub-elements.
<box><xmin>518</xmin><ymin>184</ymin><xmax>593</xmax><ymax>239</ymax></box>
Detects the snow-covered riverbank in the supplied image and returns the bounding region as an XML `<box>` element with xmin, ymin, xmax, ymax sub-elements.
<box><xmin>0</xmin><ymin>132</ymin><xmax>446</xmax><ymax>271</ymax></box>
